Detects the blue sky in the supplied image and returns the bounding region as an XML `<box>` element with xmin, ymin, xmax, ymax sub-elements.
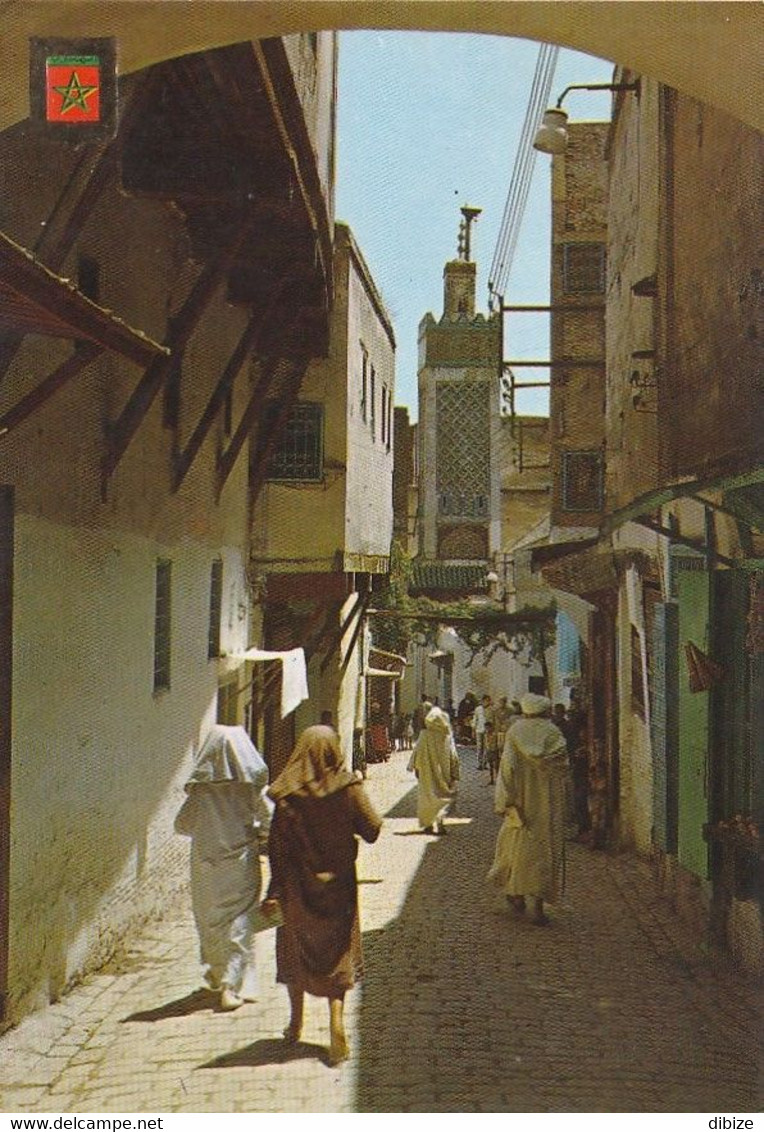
<box><xmin>335</xmin><ymin>32</ymin><xmax>614</xmax><ymax>418</ymax></box>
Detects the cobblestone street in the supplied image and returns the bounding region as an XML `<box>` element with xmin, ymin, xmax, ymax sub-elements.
<box><xmin>1</xmin><ymin>749</ymin><xmax>759</xmax><ymax>1114</ymax></box>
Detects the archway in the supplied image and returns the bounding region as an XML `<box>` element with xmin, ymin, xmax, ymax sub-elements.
<box><xmin>1</xmin><ymin>2</ymin><xmax>762</xmax><ymax>131</ymax></box>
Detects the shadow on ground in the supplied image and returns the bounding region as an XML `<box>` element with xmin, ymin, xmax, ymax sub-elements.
<box><xmin>122</xmin><ymin>988</ymin><xmax>217</xmax><ymax>1022</ymax></box>
<box><xmin>199</xmin><ymin>1037</ymin><xmax>331</xmax><ymax>1069</ymax></box>
<box><xmin>384</xmin><ymin>785</ymin><xmax>419</xmax><ymax>820</ymax></box>
<box><xmin>353</xmin><ymin>766</ymin><xmax>760</xmax><ymax>1113</ymax></box>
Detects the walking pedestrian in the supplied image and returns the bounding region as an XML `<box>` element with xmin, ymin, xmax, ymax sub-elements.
<box><xmin>261</xmin><ymin>725</ymin><xmax>382</xmax><ymax>1065</ymax></box>
<box><xmin>407</xmin><ymin>706</ymin><xmax>460</xmax><ymax>835</ymax></box>
<box><xmin>174</xmin><ymin>725</ymin><xmax>273</xmax><ymax>1010</ymax></box>
<box><xmin>487</xmin><ymin>694</ymin><xmax>568</xmax><ymax>926</ymax></box>
<box><xmin>474</xmin><ymin>695</ymin><xmax>491</xmax><ymax>770</ymax></box>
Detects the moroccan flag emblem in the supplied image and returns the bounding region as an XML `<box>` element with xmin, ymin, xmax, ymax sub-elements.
<box><xmin>46</xmin><ymin>55</ymin><xmax>101</xmax><ymax>122</ymax></box>
<box><xmin>31</xmin><ymin>38</ymin><xmax>116</xmax><ymax>141</ymax></box>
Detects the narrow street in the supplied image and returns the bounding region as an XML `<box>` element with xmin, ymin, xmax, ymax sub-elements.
<box><xmin>1</xmin><ymin>749</ymin><xmax>757</xmax><ymax>1114</ymax></box>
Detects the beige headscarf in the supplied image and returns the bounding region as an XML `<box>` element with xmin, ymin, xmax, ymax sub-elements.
<box><xmin>520</xmin><ymin>693</ymin><xmax>551</xmax><ymax>717</ymax></box>
<box><xmin>269</xmin><ymin>725</ymin><xmax>357</xmax><ymax>801</ymax></box>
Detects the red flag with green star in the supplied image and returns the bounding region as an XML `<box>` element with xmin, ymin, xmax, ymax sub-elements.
<box><xmin>46</xmin><ymin>54</ymin><xmax>101</xmax><ymax>123</ymax></box>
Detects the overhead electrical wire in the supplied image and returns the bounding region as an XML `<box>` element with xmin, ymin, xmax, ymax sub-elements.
<box><xmin>488</xmin><ymin>43</ymin><xmax>559</xmax><ymax>301</ymax></box>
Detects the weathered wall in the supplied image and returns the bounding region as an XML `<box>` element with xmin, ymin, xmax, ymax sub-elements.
<box><xmin>605</xmin><ymin>76</ymin><xmax>661</xmax><ymax>507</ymax></box>
<box><xmin>662</xmin><ymin>93</ymin><xmax>764</xmax><ymax>480</ymax></box>
<box><xmin>499</xmin><ymin>415</ymin><xmax>551</xmax><ymax>552</ymax></box>
<box><xmin>550</xmin><ymin>121</ymin><xmax>609</xmax><ymax>529</ymax></box>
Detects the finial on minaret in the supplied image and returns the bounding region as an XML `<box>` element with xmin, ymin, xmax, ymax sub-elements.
<box><xmin>457</xmin><ymin>205</ymin><xmax>482</xmax><ymax>262</ymax></box>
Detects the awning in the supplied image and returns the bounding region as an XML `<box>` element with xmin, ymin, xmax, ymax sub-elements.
<box><xmin>363</xmin><ymin>667</ymin><xmax>402</xmax><ymax>680</ymax></box>
<box><xmin>231</xmin><ymin>647</ymin><xmax>308</xmax><ymax>718</ymax></box>
<box><xmin>537</xmin><ymin>545</ymin><xmax>637</xmax><ymax>598</ymax></box>
<box><xmin>0</xmin><ymin>229</ymin><xmax>168</xmax><ymax>366</ymax></box>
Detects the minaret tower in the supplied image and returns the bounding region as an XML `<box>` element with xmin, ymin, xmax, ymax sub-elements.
<box><xmin>417</xmin><ymin>206</ymin><xmax>501</xmax><ymax>566</ymax></box>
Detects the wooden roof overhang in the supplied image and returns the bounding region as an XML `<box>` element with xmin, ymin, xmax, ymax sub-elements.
<box><xmin>120</xmin><ymin>39</ymin><xmax>332</xmax><ymax>348</ymax></box>
<box><xmin>0</xmin><ymin>230</ymin><xmax>168</xmax><ymax>440</ymax></box>
<box><xmin>0</xmin><ymin>230</ymin><xmax>167</xmax><ymax>367</ymax></box>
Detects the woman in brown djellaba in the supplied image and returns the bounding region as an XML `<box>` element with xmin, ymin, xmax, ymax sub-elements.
<box><xmin>260</xmin><ymin>725</ymin><xmax>382</xmax><ymax>1065</ymax></box>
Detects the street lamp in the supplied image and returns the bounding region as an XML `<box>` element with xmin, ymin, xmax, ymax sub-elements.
<box><xmin>532</xmin><ymin>81</ymin><xmax>640</xmax><ymax>154</ymax></box>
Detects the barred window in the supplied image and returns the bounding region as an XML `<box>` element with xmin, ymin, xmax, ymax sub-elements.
<box><xmin>562</xmin><ymin>243</ymin><xmax>605</xmax><ymax>293</ymax></box>
<box><xmin>370</xmin><ymin>366</ymin><xmax>376</xmax><ymax>438</ymax></box>
<box><xmin>208</xmin><ymin>559</ymin><xmax>223</xmax><ymax>660</ymax></box>
<box><xmin>381</xmin><ymin>386</ymin><xmax>388</xmax><ymax>445</ymax></box>
<box><xmin>561</xmin><ymin>451</ymin><xmax>604</xmax><ymax>512</ymax></box>
<box><xmin>267</xmin><ymin>402</ymin><xmax>323</xmax><ymax>482</ymax></box>
<box><xmin>153</xmin><ymin>559</ymin><xmax>172</xmax><ymax>692</ymax></box>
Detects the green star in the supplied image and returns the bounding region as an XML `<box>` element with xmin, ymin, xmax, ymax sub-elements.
<box><xmin>53</xmin><ymin>70</ymin><xmax>97</xmax><ymax>114</ymax></box>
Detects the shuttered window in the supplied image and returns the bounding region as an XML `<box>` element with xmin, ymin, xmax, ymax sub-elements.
<box><xmin>153</xmin><ymin>559</ymin><xmax>172</xmax><ymax>692</ymax></box>
<box><xmin>208</xmin><ymin>559</ymin><xmax>223</xmax><ymax>660</ymax></box>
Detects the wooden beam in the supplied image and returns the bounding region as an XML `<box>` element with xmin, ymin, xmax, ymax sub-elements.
<box><xmin>339</xmin><ymin>591</ymin><xmax>371</xmax><ymax>680</ymax></box>
<box><xmin>0</xmin><ymin>72</ymin><xmax>158</xmax><ymax>385</ymax></box>
<box><xmin>215</xmin><ymin>356</ymin><xmax>281</xmax><ymax>494</ymax></box>
<box><xmin>0</xmin><ymin>344</ymin><xmax>102</xmax><ymax>439</ymax></box>
<box><xmin>172</xmin><ymin>312</ymin><xmax>264</xmax><ymax>492</ymax></box>
<box><xmin>173</xmin><ymin>272</ymin><xmax>302</xmax><ymax>492</ymax></box>
<box><xmin>632</xmin><ymin>514</ymin><xmax>736</xmax><ymax>568</ymax></box>
<box><xmin>320</xmin><ymin>591</ymin><xmax>365</xmax><ymax>674</ymax></box>
<box><xmin>103</xmin><ymin>217</ymin><xmax>255</xmax><ymax>480</ymax></box>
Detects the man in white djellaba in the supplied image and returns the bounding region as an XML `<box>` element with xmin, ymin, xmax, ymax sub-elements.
<box><xmin>175</xmin><ymin>725</ymin><xmax>274</xmax><ymax>1009</ymax></box>
<box><xmin>407</xmin><ymin>706</ymin><xmax>461</xmax><ymax>835</ymax></box>
<box><xmin>487</xmin><ymin>693</ymin><xmax>568</xmax><ymax>926</ymax></box>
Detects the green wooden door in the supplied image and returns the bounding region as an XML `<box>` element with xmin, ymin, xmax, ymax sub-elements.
<box><xmin>676</xmin><ymin>563</ymin><xmax>710</xmax><ymax>878</ymax></box>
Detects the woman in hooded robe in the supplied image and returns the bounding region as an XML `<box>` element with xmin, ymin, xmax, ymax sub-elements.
<box><xmin>407</xmin><ymin>706</ymin><xmax>460</xmax><ymax>835</ymax></box>
<box><xmin>260</xmin><ymin>725</ymin><xmax>382</xmax><ymax>1065</ymax></box>
<box><xmin>174</xmin><ymin>724</ymin><xmax>273</xmax><ymax>1010</ymax></box>
<box><xmin>487</xmin><ymin>693</ymin><xmax>569</xmax><ymax>926</ymax></box>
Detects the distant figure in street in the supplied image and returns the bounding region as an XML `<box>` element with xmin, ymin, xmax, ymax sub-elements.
<box><xmin>408</xmin><ymin>706</ymin><xmax>460</xmax><ymax>835</ymax></box>
<box><xmin>566</xmin><ymin>702</ymin><xmax>590</xmax><ymax>837</ymax></box>
<box><xmin>412</xmin><ymin>695</ymin><xmax>433</xmax><ymax>740</ymax></box>
<box><xmin>487</xmin><ymin>694</ymin><xmax>568</xmax><ymax>926</ymax></box>
<box><xmin>404</xmin><ymin>714</ymin><xmax>415</xmax><ymax>748</ymax></box>
<box><xmin>456</xmin><ymin>692</ymin><xmax>476</xmax><ymax>743</ymax></box>
<box><xmin>588</xmin><ymin>756</ymin><xmax>609</xmax><ymax>849</ymax></box>
<box><xmin>485</xmin><ymin>720</ymin><xmax>500</xmax><ymax>785</ymax></box>
<box><xmin>392</xmin><ymin>712</ymin><xmax>407</xmax><ymax>751</ymax></box>
<box><xmin>174</xmin><ymin>725</ymin><xmax>273</xmax><ymax>1010</ymax></box>
<box><xmin>493</xmin><ymin>696</ymin><xmax>515</xmax><ymax>776</ymax></box>
<box><xmin>474</xmin><ymin>695</ymin><xmax>492</xmax><ymax>770</ymax></box>
<box><xmin>367</xmin><ymin>699</ymin><xmax>391</xmax><ymax>763</ymax></box>
<box><xmin>261</xmin><ymin>726</ymin><xmax>382</xmax><ymax>1065</ymax></box>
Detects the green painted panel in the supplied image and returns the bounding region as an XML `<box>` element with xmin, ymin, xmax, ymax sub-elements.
<box><xmin>676</xmin><ymin>565</ymin><xmax>710</xmax><ymax>878</ymax></box>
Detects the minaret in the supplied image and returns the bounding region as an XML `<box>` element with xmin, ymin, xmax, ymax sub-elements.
<box><xmin>418</xmin><ymin>205</ymin><xmax>501</xmax><ymax>566</ymax></box>
<box><xmin>442</xmin><ymin>205</ymin><xmax>481</xmax><ymax>321</ymax></box>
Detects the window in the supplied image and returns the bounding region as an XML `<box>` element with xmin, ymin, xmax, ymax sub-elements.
<box><xmin>381</xmin><ymin>386</ymin><xmax>387</xmax><ymax>445</ymax></box>
<box><xmin>153</xmin><ymin>559</ymin><xmax>172</xmax><ymax>692</ymax></box>
<box><xmin>387</xmin><ymin>393</ymin><xmax>393</xmax><ymax>453</ymax></box>
<box><xmin>370</xmin><ymin>366</ymin><xmax>376</xmax><ymax>438</ymax></box>
<box><xmin>208</xmin><ymin>559</ymin><xmax>223</xmax><ymax>660</ymax></box>
<box><xmin>361</xmin><ymin>348</ymin><xmax>368</xmax><ymax>422</ymax></box>
<box><xmin>561</xmin><ymin>451</ymin><xmax>604</xmax><ymax>512</ymax></box>
<box><xmin>562</xmin><ymin>243</ymin><xmax>605</xmax><ymax>293</ymax></box>
<box><xmin>77</xmin><ymin>255</ymin><xmax>100</xmax><ymax>302</ymax></box>
<box><xmin>267</xmin><ymin>401</ymin><xmax>323</xmax><ymax>482</ymax></box>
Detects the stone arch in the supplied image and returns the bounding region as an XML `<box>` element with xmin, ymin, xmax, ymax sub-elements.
<box><xmin>2</xmin><ymin>2</ymin><xmax>762</xmax><ymax>131</ymax></box>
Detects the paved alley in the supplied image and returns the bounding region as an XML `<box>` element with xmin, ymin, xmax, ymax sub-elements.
<box><xmin>1</xmin><ymin>750</ymin><xmax>759</xmax><ymax>1114</ymax></box>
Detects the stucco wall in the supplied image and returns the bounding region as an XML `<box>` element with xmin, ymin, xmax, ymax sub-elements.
<box><xmin>663</xmin><ymin>93</ymin><xmax>763</xmax><ymax>479</ymax></box>
<box><xmin>0</xmin><ymin>122</ymin><xmax>259</xmax><ymax>1024</ymax></box>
